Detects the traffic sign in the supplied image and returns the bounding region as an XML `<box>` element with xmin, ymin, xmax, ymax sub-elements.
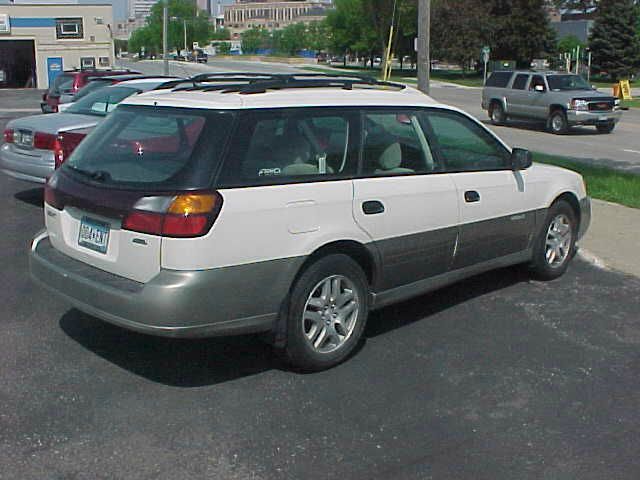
<box><xmin>482</xmin><ymin>46</ymin><xmax>490</xmax><ymax>54</ymax></box>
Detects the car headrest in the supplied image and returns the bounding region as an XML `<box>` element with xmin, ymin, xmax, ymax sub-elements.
<box><xmin>378</xmin><ymin>143</ymin><xmax>402</xmax><ymax>170</ymax></box>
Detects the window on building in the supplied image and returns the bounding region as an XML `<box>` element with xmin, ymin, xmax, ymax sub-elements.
<box><xmin>56</xmin><ymin>18</ymin><xmax>83</xmax><ymax>39</ymax></box>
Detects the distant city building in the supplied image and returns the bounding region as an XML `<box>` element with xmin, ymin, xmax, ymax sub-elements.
<box><xmin>0</xmin><ymin>2</ymin><xmax>114</xmax><ymax>88</ymax></box>
<box><xmin>224</xmin><ymin>0</ymin><xmax>332</xmax><ymax>35</ymax></box>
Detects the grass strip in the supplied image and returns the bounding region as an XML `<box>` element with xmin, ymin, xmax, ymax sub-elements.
<box><xmin>533</xmin><ymin>152</ymin><xmax>640</xmax><ymax>209</ymax></box>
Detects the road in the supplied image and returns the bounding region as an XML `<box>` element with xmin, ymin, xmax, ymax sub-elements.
<box><xmin>120</xmin><ymin>59</ymin><xmax>640</xmax><ymax>173</ymax></box>
<box><xmin>1</xmin><ymin>88</ymin><xmax>640</xmax><ymax>479</ymax></box>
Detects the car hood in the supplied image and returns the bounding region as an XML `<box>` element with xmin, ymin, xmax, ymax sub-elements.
<box><xmin>556</xmin><ymin>89</ymin><xmax>615</xmax><ymax>99</ymax></box>
<box><xmin>8</xmin><ymin>113</ymin><xmax>101</xmax><ymax>134</ymax></box>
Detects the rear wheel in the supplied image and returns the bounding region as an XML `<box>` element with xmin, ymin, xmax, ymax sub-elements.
<box><xmin>490</xmin><ymin>101</ymin><xmax>506</xmax><ymax>125</ymax></box>
<box><xmin>548</xmin><ymin>109</ymin><xmax>569</xmax><ymax>134</ymax></box>
<box><xmin>596</xmin><ymin>122</ymin><xmax>615</xmax><ymax>134</ymax></box>
<box><xmin>530</xmin><ymin>200</ymin><xmax>577</xmax><ymax>280</ymax></box>
<box><xmin>283</xmin><ymin>254</ymin><xmax>370</xmax><ymax>371</ymax></box>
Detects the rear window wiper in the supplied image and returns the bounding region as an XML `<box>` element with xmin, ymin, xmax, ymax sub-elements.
<box><xmin>67</xmin><ymin>165</ymin><xmax>111</xmax><ymax>182</ymax></box>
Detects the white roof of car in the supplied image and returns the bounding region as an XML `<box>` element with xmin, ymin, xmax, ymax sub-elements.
<box><xmin>122</xmin><ymin>85</ymin><xmax>442</xmax><ymax>110</ymax></box>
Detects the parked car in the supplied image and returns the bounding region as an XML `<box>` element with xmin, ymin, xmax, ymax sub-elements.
<box><xmin>41</xmin><ymin>68</ymin><xmax>140</xmax><ymax>114</ymax></box>
<box><xmin>30</xmin><ymin>73</ymin><xmax>590</xmax><ymax>371</ymax></box>
<box><xmin>57</xmin><ymin>75</ymin><xmax>177</xmax><ymax>112</ymax></box>
<box><xmin>482</xmin><ymin>70</ymin><xmax>622</xmax><ymax>134</ymax></box>
<box><xmin>2</xmin><ymin>77</ymin><xmax>181</xmax><ymax>183</ymax></box>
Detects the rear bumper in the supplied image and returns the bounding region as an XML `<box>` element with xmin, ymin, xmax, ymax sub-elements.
<box><xmin>29</xmin><ymin>234</ymin><xmax>303</xmax><ymax>338</ymax></box>
<box><xmin>578</xmin><ymin>196</ymin><xmax>591</xmax><ymax>241</ymax></box>
<box><xmin>567</xmin><ymin>109</ymin><xmax>622</xmax><ymax>126</ymax></box>
<box><xmin>0</xmin><ymin>144</ymin><xmax>53</xmax><ymax>184</ymax></box>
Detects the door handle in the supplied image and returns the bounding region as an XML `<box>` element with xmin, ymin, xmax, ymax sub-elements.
<box><xmin>362</xmin><ymin>200</ymin><xmax>385</xmax><ymax>215</ymax></box>
<box><xmin>464</xmin><ymin>190</ymin><xmax>480</xmax><ymax>203</ymax></box>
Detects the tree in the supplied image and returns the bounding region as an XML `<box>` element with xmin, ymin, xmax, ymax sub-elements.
<box><xmin>325</xmin><ymin>0</ymin><xmax>378</xmax><ymax>63</ymax></box>
<box><xmin>557</xmin><ymin>34</ymin><xmax>585</xmax><ymax>53</ymax></box>
<box><xmin>589</xmin><ymin>0</ymin><xmax>640</xmax><ymax>80</ymax></box>
<box><xmin>487</xmin><ymin>0</ymin><xmax>557</xmax><ymax>67</ymax></box>
<box><xmin>280</xmin><ymin>23</ymin><xmax>308</xmax><ymax>55</ymax></box>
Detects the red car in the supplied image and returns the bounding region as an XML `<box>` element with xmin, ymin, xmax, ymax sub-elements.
<box><xmin>41</xmin><ymin>68</ymin><xmax>140</xmax><ymax>114</ymax></box>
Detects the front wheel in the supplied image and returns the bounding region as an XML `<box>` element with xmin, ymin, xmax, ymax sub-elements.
<box><xmin>548</xmin><ymin>110</ymin><xmax>569</xmax><ymax>134</ymax></box>
<box><xmin>596</xmin><ymin>122</ymin><xmax>615</xmax><ymax>134</ymax></box>
<box><xmin>490</xmin><ymin>102</ymin><xmax>506</xmax><ymax>125</ymax></box>
<box><xmin>283</xmin><ymin>254</ymin><xmax>370</xmax><ymax>371</ymax></box>
<box><xmin>529</xmin><ymin>200</ymin><xmax>577</xmax><ymax>280</ymax></box>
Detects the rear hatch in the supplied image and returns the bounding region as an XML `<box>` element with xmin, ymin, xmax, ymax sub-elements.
<box><xmin>45</xmin><ymin>104</ymin><xmax>235</xmax><ymax>283</ymax></box>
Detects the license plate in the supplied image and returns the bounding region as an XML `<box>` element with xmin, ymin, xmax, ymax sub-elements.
<box><xmin>15</xmin><ymin>130</ymin><xmax>33</xmax><ymax>148</ymax></box>
<box><xmin>78</xmin><ymin>217</ymin><xmax>110</xmax><ymax>254</ymax></box>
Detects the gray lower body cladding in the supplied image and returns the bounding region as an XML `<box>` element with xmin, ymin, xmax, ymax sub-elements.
<box><xmin>30</xmin><ymin>236</ymin><xmax>304</xmax><ymax>338</ymax></box>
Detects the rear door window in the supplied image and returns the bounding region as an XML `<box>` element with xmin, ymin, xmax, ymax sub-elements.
<box><xmin>218</xmin><ymin>108</ymin><xmax>358</xmax><ymax>187</ymax></box>
<box><xmin>511</xmin><ymin>74</ymin><xmax>529</xmax><ymax>90</ymax></box>
<box><xmin>51</xmin><ymin>74</ymin><xmax>74</xmax><ymax>95</ymax></box>
<box><xmin>63</xmin><ymin>105</ymin><xmax>234</xmax><ymax>190</ymax></box>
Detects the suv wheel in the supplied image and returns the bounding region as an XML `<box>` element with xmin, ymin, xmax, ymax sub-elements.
<box><xmin>490</xmin><ymin>102</ymin><xmax>506</xmax><ymax>125</ymax></box>
<box><xmin>529</xmin><ymin>200</ymin><xmax>577</xmax><ymax>280</ymax></box>
<box><xmin>283</xmin><ymin>254</ymin><xmax>369</xmax><ymax>371</ymax></box>
<box><xmin>548</xmin><ymin>110</ymin><xmax>569</xmax><ymax>134</ymax></box>
<box><xmin>596</xmin><ymin>122</ymin><xmax>615</xmax><ymax>134</ymax></box>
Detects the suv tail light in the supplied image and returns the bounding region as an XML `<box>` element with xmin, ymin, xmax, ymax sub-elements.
<box><xmin>55</xmin><ymin>131</ymin><xmax>87</xmax><ymax>169</ymax></box>
<box><xmin>3</xmin><ymin>128</ymin><xmax>14</xmax><ymax>144</ymax></box>
<box><xmin>122</xmin><ymin>192</ymin><xmax>223</xmax><ymax>238</ymax></box>
<box><xmin>44</xmin><ymin>178</ymin><xmax>64</xmax><ymax>210</ymax></box>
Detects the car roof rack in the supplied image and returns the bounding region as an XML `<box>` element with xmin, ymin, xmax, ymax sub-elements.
<box><xmin>152</xmin><ymin>72</ymin><xmax>407</xmax><ymax>94</ymax></box>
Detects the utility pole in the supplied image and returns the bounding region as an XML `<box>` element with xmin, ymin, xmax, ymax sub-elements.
<box><xmin>184</xmin><ymin>18</ymin><xmax>188</xmax><ymax>53</ymax></box>
<box><xmin>163</xmin><ymin>0</ymin><xmax>169</xmax><ymax>75</ymax></box>
<box><xmin>417</xmin><ymin>0</ymin><xmax>430</xmax><ymax>94</ymax></box>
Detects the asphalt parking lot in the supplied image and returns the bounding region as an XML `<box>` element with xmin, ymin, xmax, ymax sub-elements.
<box><xmin>2</xmin><ymin>89</ymin><xmax>640</xmax><ymax>480</ymax></box>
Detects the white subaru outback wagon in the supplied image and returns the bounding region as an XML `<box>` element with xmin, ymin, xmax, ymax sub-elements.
<box><xmin>30</xmin><ymin>73</ymin><xmax>591</xmax><ymax>371</ymax></box>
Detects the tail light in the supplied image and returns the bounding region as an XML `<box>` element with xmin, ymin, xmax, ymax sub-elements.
<box><xmin>55</xmin><ymin>131</ymin><xmax>87</xmax><ymax>169</ymax></box>
<box><xmin>44</xmin><ymin>177</ymin><xmax>63</xmax><ymax>210</ymax></box>
<box><xmin>3</xmin><ymin>128</ymin><xmax>14</xmax><ymax>144</ymax></box>
<box><xmin>122</xmin><ymin>192</ymin><xmax>223</xmax><ymax>238</ymax></box>
<box><xmin>34</xmin><ymin>132</ymin><xmax>59</xmax><ymax>150</ymax></box>
<box><xmin>54</xmin><ymin>136</ymin><xmax>65</xmax><ymax>168</ymax></box>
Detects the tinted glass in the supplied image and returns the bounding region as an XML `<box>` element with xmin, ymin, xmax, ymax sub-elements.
<box><xmin>530</xmin><ymin>75</ymin><xmax>546</xmax><ymax>91</ymax></box>
<box><xmin>218</xmin><ymin>109</ymin><xmax>356</xmax><ymax>187</ymax></box>
<box><xmin>485</xmin><ymin>71</ymin><xmax>512</xmax><ymax>88</ymax></box>
<box><xmin>511</xmin><ymin>74</ymin><xmax>529</xmax><ymax>90</ymax></box>
<box><xmin>63</xmin><ymin>106</ymin><xmax>234</xmax><ymax>190</ymax></box>
<box><xmin>73</xmin><ymin>79</ymin><xmax>112</xmax><ymax>101</ymax></box>
<box><xmin>547</xmin><ymin>74</ymin><xmax>591</xmax><ymax>91</ymax></box>
<box><xmin>421</xmin><ymin>110</ymin><xmax>509</xmax><ymax>171</ymax></box>
<box><xmin>66</xmin><ymin>86</ymin><xmax>139</xmax><ymax>116</ymax></box>
<box><xmin>51</xmin><ymin>74</ymin><xmax>74</xmax><ymax>95</ymax></box>
<box><xmin>362</xmin><ymin>111</ymin><xmax>438</xmax><ymax>175</ymax></box>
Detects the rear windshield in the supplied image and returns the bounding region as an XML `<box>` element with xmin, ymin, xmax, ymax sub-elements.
<box><xmin>62</xmin><ymin>105</ymin><xmax>234</xmax><ymax>190</ymax></box>
<box><xmin>73</xmin><ymin>79</ymin><xmax>112</xmax><ymax>101</ymax></box>
<box><xmin>66</xmin><ymin>86</ymin><xmax>139</xmax><ymax>117</ymax></box>
<box><xmin>51</xmin><ymin>74</ymin><xmax>74</xmax><ymax>95</ymax></box>
<box><xmin>485</xmin><ymin>71</ymin><xmax>512</xmax><ymax>88</ymax></box>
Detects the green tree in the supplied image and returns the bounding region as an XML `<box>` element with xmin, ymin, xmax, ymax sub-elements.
<box><xmin>280</xmin><ymin>23</ymin><xmax>308</xmax><ymax>55</ymax></box>
<box><xmin>241</xmin><ymin>28</ymin><xmax>269</xmax><ymax>54</ymax></box>
<box><xmin>589</xmin><ymin>0</ymin><xmax>640</xmax><ymax>80</ymax></box>
<box><xmin>557</xmin><ymin>34</ymin><xmax>585</xmax><ymax>53</ymax></box>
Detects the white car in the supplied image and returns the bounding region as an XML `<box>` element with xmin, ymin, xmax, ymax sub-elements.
<box><xmin>29</xmin><ymin>74</ymin><xmax>591</xmax><ymax>371</ymax></box>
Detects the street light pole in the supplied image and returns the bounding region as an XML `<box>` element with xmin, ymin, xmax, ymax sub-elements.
<box><xmin>417</xmin><ymin>0</ymin><xmax>430</xmax><ymax>94</ymax></box>
<box><xmin>163</xmin><ymin>1</ymin><xmax>169</xmax><ymax>75</ymax></box>
<box><xmin>183</xmin><ymin>19</ymin><xmax>188</xmax><ymax>54</ymax></box>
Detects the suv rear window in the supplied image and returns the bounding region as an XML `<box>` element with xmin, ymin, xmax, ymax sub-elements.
<box><xmin>63</xmin><ymin>105</ymin><xmax>234</xmax><ymax>190</ymax></box>
<box><xmin>485</xmin><ymin>71</ymin><xmax>512</xmax><ymax>88</ymax></box>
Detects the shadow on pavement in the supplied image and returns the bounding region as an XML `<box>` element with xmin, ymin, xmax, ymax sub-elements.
<box><xmin>60</xmin><ymin>265</ymin><xmax>530</xmax><ymax>387</ymax></box>
<box><xmin>59</xmin><ymin>310</ymin><xmax>283</xmax><ymax>387</ymax></box>
<box><xmin>14</xmin><ymin>187</ymin><xmax>43</xmax><ymax>207</ymax></box>
<box><xmin>480</xmin><ymin>119</ymin><xmax>601</xmax><ymax>136</ymax></box>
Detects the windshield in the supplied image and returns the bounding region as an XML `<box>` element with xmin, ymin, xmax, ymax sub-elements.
<box><xmin>62</xmin><ymin>105</ymin><xmax>235</xmax><ymax>190</ymax></box>
<box><xmin>66</xmin><ymin>86</ymin><xmax>139</xmax><ymax>117</ymax></box>
<box><xmin>73</xmin><ymin>79</ymin><xmax>112</xmax><ymax>101</ymax></box>
<box><xmin>547</xmin><ymin>74</ymin><xmax>592</xmax><ymax>91</ymax></box>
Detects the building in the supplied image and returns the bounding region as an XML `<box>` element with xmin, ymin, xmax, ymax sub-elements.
<box><xmin>223</xmin><ymin>0</ymin><xmax>332</xmax><ymax>35</ymax></box>
<box><xmin>0</xmin><ymin>3</ymin><xmax>114</xmax><ymax>88</ymax></box>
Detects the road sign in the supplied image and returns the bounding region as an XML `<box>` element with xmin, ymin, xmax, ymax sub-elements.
<box><xmin>619</xmin><ymin>80</ymin><xmax>632</xmax><ymax>100</ymax></box>
<box><xmin>482</xmin><ymin>46</ymin><xmax>490</xmax><ymax>54</ymax></box>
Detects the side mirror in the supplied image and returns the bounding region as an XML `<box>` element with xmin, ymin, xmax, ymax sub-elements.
<box><xmin>534</xmin><ymin>85</ymin><xmax>545</xmax><ymax>93</ymax></box>
<box><xmin>511</xmin><ymin>148</ymin><xmax>532</xmax><ymax>171</ymax></box>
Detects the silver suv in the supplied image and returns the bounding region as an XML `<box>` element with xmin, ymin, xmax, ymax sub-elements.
<box><xmin>482</xmin><ymin>71</ymin><xmax>622</xmax><ymax>134</ymax></box>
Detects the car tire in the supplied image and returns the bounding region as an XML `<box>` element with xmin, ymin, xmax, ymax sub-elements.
<box><xmin>529</xmin><ymin>200</ymin><xmax>577</xmax><ymax>280</ymax></box>
<box><xmin>596</xmin><ymin>122</ymin><xmax>615</xmax><ymax>134</ymax></box>
<box><xmin>283</xmin><ymin>254</ymin><xmax>370</xmax><ymax>371</ymax></box>
<box><xmin>490</xmin><ymin>101</ymin><xmax>506</xmax><ymax>126</ymax></box>
<box><xmin>548</xmin><ymin>109</ymin><xmax>569</xmax><ymax>135</ymax></box>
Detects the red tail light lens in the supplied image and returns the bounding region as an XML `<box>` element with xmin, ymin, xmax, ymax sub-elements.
<box><xmin>34</xmin><ymin>132</ymin><xmax>58</xmax><ymax>150</ymax></box>
<box><xmin>3</xmin><ymin>128</ymin><xmax>14</xmax><ymax>143</ymax></box>
<box><xmin>122</xmin><ymin>192</ymin><xmax>222</xmax><ymax>238</ymax></box>
<box><xmin>54</xmin><ymin>135</ymin><xmax>65</xmax><ymax>168</ymax></box>
<box><xmin>55</xmin><ymin>131</ymin><xmax>87</xmax><ymax>169</ymax></box>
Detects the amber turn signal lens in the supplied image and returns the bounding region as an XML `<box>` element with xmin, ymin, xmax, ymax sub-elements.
<box><xmin>167</xmin><ymin>194</ymin><xmax>218</xmax><ymax>216</ymax></box>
